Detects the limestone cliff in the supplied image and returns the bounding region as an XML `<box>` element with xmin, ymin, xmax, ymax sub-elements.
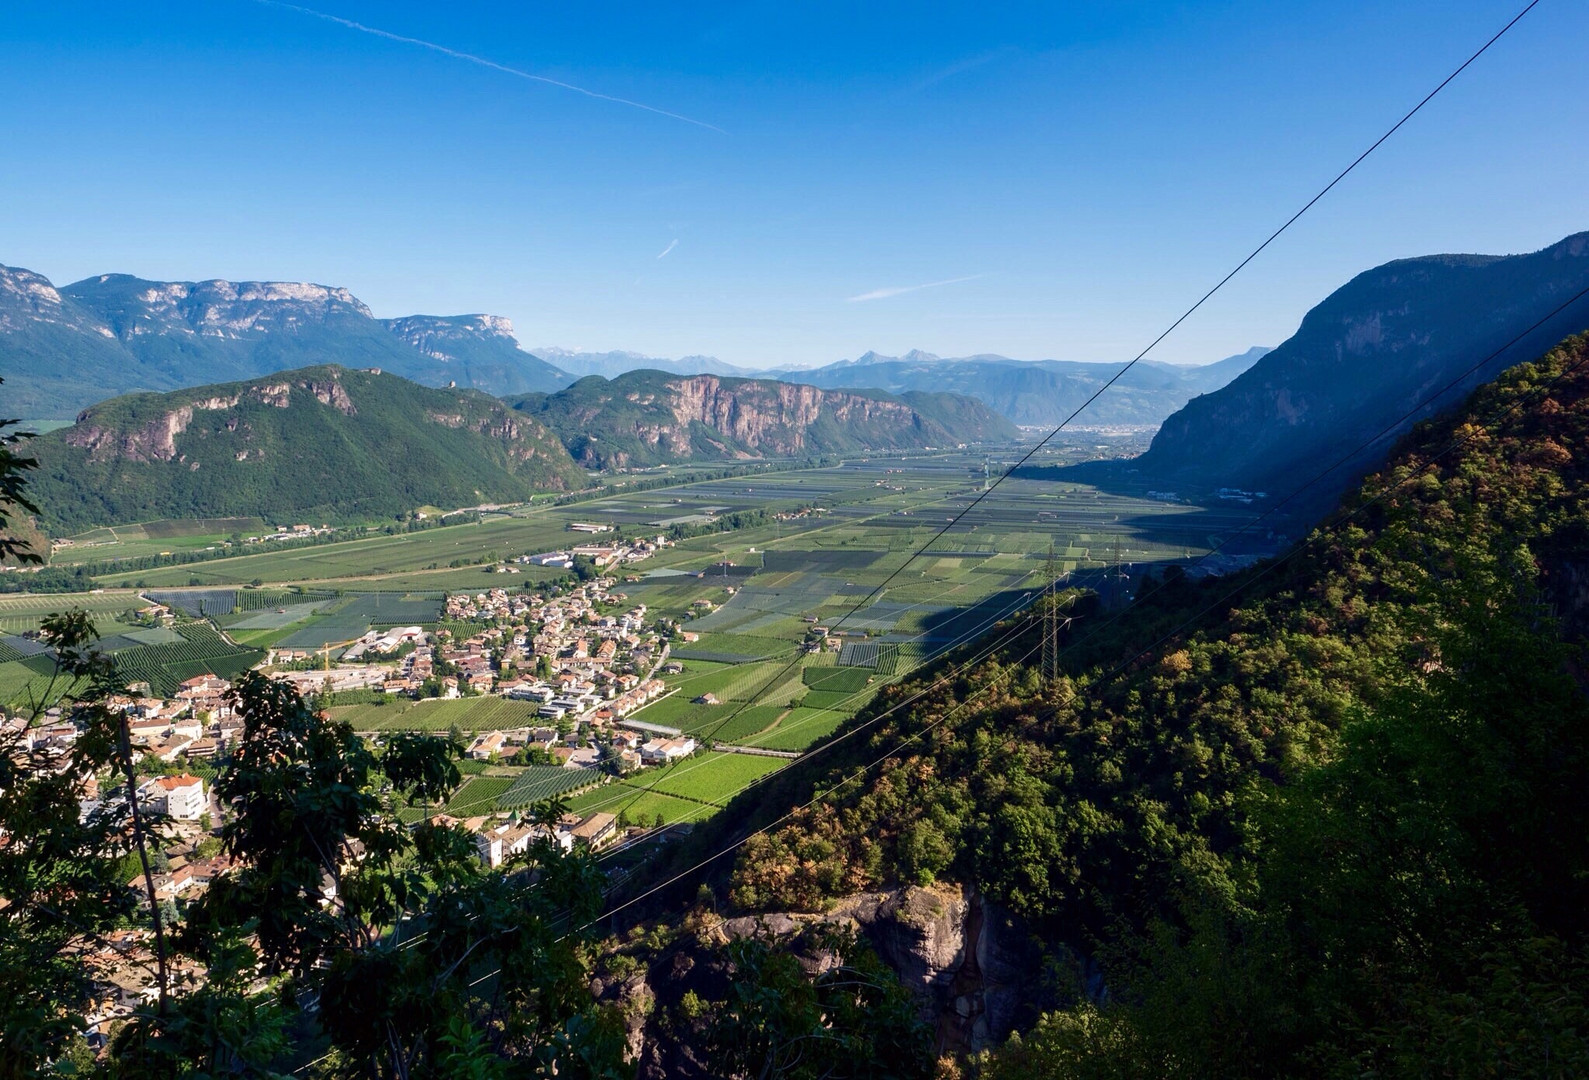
<box><xmin>512</xmin><ymin>370</ymin><xmax>1017</xmax><ymax>469</ymax></box>
<box><xmin>1127</xmin><ymin>231</ymin><xmax>1589</xmax><ymax>507</ymax></box>
<box><xmin>28</xmin><ymin>365</ymin><xmax>586</xmax><ymax>531</ymax></box>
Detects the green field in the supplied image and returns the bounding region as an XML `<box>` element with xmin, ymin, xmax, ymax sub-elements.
<box><xmin>632</xmin><ymin>750</ymin><xmax>786</xmax><ymax>805</ymax></box>
<box><xmin>742</xmin><ymin>706</ymin><xmax>850</xmax><ymax>751</ymax></box>
<box><xmin>19</xmin><ymin>445</ymin><xmax>1278</xmax><ymax>831</ymax></box>
<box><xmin>565</xmin><ymin>784</ymin><xmax>714</xmax><ymax>826</ymax></box>
<box><xmin>703</xmin><ymin>704</ymin><xmax>788</xmax><ymax>743</ymax></box>
<box><xmin>444</xmin><ymin>777</ymin><xmax>519</xmax><ymax>815</ymax></box>
<box><xmin>0</xmin><ymin>655</ymin><xmax>80</xmax><ymax>709</ymax></box>
<box><xmin>801</xmin><ymin>666</ymin><xmax>876</xmax><ymax>694</ymax></box>
<box><xmin>497</xmin><ymin>766</ymin><xmax>599</xmax><ymax>809</ymax></box>
<box><xmin>329</xmin><ymin>696</ymin><xmax>548</xmax><ymax>732</ymax></box>
<box><xmin>0</xmin><ymin>590</ymin><xmax>144</xmax><ymax>633</ymax></box>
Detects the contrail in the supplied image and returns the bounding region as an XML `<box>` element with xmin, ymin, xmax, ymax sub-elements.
<box><xmin>252</xmin><ymin>0</ymin><xmax>726</xmax><ymax>133</ymax></box>
<box><xmin>656</xmin><ymin>239</ymin><xmax>679</xmax><ymax>259</ymax></box>
<box><xmin>847</xmin><ymin>274</ymin><xmax>983</xmax><ymax>303</ymax></box>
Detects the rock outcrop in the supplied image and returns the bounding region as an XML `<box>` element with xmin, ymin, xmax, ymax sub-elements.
<box><xmin>598</xmin><ymin>883</ymin><xmax>1051</xmax><ymax>1077</ymax></box>
<box><xmin>0</xmin><ymin>262</ymin><xmax>572</xmax><ymax>416</ymax></box>
<box><xmin>29</xmin><ymin>364</ymin><xmax>586</xmax><ymax>531</ymax></box>
<box><xmin>513</xmin><ymin>370</ymin><xmax>1017</xmax><ymax>469</ymax></box>
<box><xmin>1128</xmin><ymin>231</ymin><xmax>1589</xmax><ymax>507</ymax></box>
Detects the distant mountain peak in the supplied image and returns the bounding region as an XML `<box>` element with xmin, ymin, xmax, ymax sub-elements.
<box><xmin>384</xmin><ymin>313</ymin><xmax>518</xmax><ymax>341</ymax></box>
<box><xmin>0</xmin><ymin>263</ymin><xmax>575</xmax><ymax>415</ymax></box>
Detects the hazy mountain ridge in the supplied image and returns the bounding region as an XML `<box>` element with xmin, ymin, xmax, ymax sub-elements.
<box><xmin>26</xmin><ymin>365</ymin><xmax>586</xmax><ymax>531</ymax></box>
<box><xmin>509</xmin><ymin>369</ymin><xmax>1018</xmax><ymax>469</ymax></box>
<box><xmin>530</xmin><ymin>346</ymin><xmax>757</xmax><ymax>380</ymax></box>
<box><xmin>0</xmin><ymin>265</ymin><xmax>577</xmax><ymax>415</ymax></box>
<box><xmin>381</xmin><ymin>314</ymin><xmax>574</xmax><ymax>395</ymax></box>
<box><xmin>761</xmin><ymin>347</ymin><xmax>1271</xmax><ymax>426</ymax></box>
<box><xmin>1129</xmin><ymin>231</ymin><xmax>1589</xmax><ymax>502</ymax></box>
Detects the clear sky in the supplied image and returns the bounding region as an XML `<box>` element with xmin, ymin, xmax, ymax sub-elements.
<box><xmin>3</xmin><ymin>1</ymin><xmax>1585</xmax><ymax>367</ymax></box>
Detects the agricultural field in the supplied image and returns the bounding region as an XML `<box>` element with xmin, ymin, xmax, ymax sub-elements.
<box><xmin>13</xmin><ymin>445</ymin><xmax>1279</xmax><ymax>827</ymax></box>
<box><xmin>0</xmin><ymin>619</ymin><xmax>263</xmax><ymax>705</ymax></box>
<box><xmin>565</xmin><ymin>784</ymin><xmax>713</xmax><ymax>827</ymax></box>
<box><xmin>636</xmin><ymin>750</ymin><xmax>786</xmax><ymax>804</ymax></box>
<box><xmin>408</xmin><ymin>767</ymin><xmax>600</xmax><ymax>818</ymax></box>
<box><xmin>0</xmin><ymin>590</ymin><xmax>144</xmax><ymax>633</ymax></box>
<box><xmin>52</xmin><ymin>518</ymin><xmax>265</xmax><ymax>567</ymax></box>
<box><xmin>565</xmin><ymin>750</ymin><xmax>786</xmax><ymax>825</ymax></box>
<box><xmin>111</xmin><ymin>622</ymin><xmax>264</xmax><ymax>697</ymax></box>
<box><xmin>444</xmin><ymin>777</ymin><xmax>519</xmax><ymax>815</ymax></box>
<box><xmin>328</xmin><ymin>696</ymin><xmax>546</xmax><ymax>732</ymax></box>
<box><xmin>741</xmin><ymin>706</ymin><xmax>850</xmax><ymax>752</ymax></box>
<box><xmin>497</xmin><ymin>766</ymin><xmax>599</xmax><ymax>809</ymax></box>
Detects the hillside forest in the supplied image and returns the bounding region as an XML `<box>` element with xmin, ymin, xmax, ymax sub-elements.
<box><xmin>2</xmin><ymin>334</ymin><xmax>1589</xmax><ymax>1077</ymax></box>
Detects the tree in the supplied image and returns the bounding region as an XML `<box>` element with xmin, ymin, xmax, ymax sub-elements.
<box><xmin>0</xmin><ymin>612</ymin><xmax>139</xmax><ymax>1075</ymax></box>
<box><xmin>689</xmin><ymin>927</ymin><xmax>934</xmax><ymax>1080</ymax></box>
<box><xmin>170</xmin><ymin>673</ymin><xmax>626</xmax><ymax>1077</ymax></box>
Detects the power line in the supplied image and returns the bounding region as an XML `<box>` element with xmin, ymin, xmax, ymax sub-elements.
<box><xmin>581</xmin><ymin>330</ymin><xmax>1589</xmax><ymax>936</ymax></box>
<box><xmin>287</xmin><ymin>2</ymin><xmax>1550</xmax><ymax>1059</ymax></box>
<box><xmin>596</xmin><ymin>0</ymin><xmax>1544</xmax><ymax>827</ymax></box>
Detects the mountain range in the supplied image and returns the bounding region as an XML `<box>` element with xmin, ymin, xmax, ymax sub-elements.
<box><xmin>0</xmin><ymin>268</ymin><xmax>573</xmax><ymax>417</ymax></box>
<box><xmin>1115</xmin><ymin>231</ymin><xmax>1589</xmax><ymax>507</ymax></box>
<box><xmin>0</xmin><ymin>261</ymin><xmax>1261</xmax><ymax>428</ymax></box>
<box><xmin>508</xmin><ymin>370</ymin><xmax>1017</xmax><ymax>469</ymax></box>
<box><xmin>769</xmin><ymin>347</ymin><xmax>1271</xmax><ymax>427</ymax></box>
<box><xmin>529</xmin><ymin>346</ymin><xmax>757</xmax><ymax>380</ymax></box>
<box><xmin>24</xmin><ymin>366</ymin><xmax>586</xmax><ymax>532</ymax></box>
<box><xmin>24</xmin><ymin>365</ymin><xmax>1015</xmax><ymax>531</ymax></box>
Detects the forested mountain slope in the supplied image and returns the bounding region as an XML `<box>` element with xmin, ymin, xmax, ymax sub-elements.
<box><xmin>509</xmin><ymin>369</ymin><xmax>1018</xmax><ymax>468</ymax></box>
<box><xmin>673</xmin><ymin>334</ymin><xmax>1589</xmax><ymax>1074</ymax></box>
<box><xmin>26</xmin><ymin>365</ymin><xmax>586</xmax><ymax>530</ymax></box>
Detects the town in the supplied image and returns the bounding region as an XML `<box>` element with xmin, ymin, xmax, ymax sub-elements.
<box><xmin>5</xmin><ymin>534</ymin><xmax>745</xmax><ymax>1034</ymax></box>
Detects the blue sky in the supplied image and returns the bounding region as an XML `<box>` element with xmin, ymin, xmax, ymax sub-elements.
<box><xmin>3</xmin><ymin>1</ymin><xmax>1585</xmax><ymax>367</ymax></box>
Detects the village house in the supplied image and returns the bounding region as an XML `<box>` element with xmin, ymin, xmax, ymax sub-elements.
<box><xmin>569</xmin><ymin>812</ymin><xmax>618</xmax><ymax>850</ymax></box>
<box><xmin>141</xmin><ymin>774</ymin><xmax>207</xmax><ymax>821</ymax></box>
<box><xmin>639</xmin><ymin>736</ymin><xmax>697</xmax><ymax>765</ymax></box>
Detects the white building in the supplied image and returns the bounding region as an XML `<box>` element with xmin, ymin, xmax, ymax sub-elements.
<box><xmin>143</xmin><ymin>774</ymin><xmax>207</xmax><ymax>821</ymax></box>
<box><xmin>639</xmin><ymin>736</ymin><xmax>697</xmax><ymax>765</ymax></box>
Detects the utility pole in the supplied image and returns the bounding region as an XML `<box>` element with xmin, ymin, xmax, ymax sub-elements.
<box><xmin>1110</xmin><ymin>534</ymin><xmax>1122</xmax><ymax>609</ymax></box>
<box><xmin>1042</xmin><ymin>541</ymin><xmax>1059</xmax><ymax>687</ymax></box>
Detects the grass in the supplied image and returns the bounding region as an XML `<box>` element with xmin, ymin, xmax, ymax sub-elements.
<box><xmin>801</xmin><ymin>666</ymin><xmax>876</xmax><ymax>694</ymax></box>
<box><xmin>676</xmin><ymin>632</ymin><xmax>792</xmax><ymax>661</ymax></box>
<box><xmin>496</xmin><ymin>767</ymin><xmax>598</xmax><ymax>809</ymax></box>
<box><xmin>0</xmin><ymin>655</ymin><xmax>80</xmax><ymax>709</ymax></box>
<box><xmin>444</xmin><ymin>777</ymin><xmax>518</xmax><ymax>815</ymax></box>
<box><xmin>637</xmin><ymin>750</ymin><xmax>786</xmax><ymax>805</ymax></box>
<box><xmin>567</xmin><ymin>785</ymin><xmax>713</xmax><ymax>826</ymax></box>
<box><xmin>705</xmin><ymin>704</ymin><xmax>787</xmax><ymax>744</ymax></box>
<box><xmin>742</xmin><ymin>707</ymin><xmax>848</xmax><ymax>752</ymax></box>
<box><xmin>328</xmin><ymin>696</ymin><xmax>547</xmax><ymax>732</ymax></box>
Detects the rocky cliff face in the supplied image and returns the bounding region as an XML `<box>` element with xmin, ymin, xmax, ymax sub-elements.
<box><xmin>382</xmin><ymin>313</ymin><xmax>519</xmax><ymax>358</ymax></box>
<box><xmin>515</xmin><ymin>371</ymin><xmax>1015</xmax><ymax>469</ymax></box>
<box><xmin>63</xmin><ymin>275</ymin><xmax>373</xmax><ymax>340</ymax></box>
<box><xmin>0</xmin><ymin>265</ymin><xmax>110</xmax><ymax>335</ymax></box>
<box><xmin>597</xmin><ymin>884</ymin><xmax>1055</xmax><ymax>1076</ymax></box>
<box><xmin>28</xmin><ymin>365</ymin><xmax>586</xmax><ymax>530</ymax></box>
<box><xmin>1130</xmin><ymin>231</ymin><xmax>1589</xmax><ymax>506</ymax></box>
<box><xmin>379</xmin><ymin>314</ymin><xmax>574</xmax><ymax>396</ymax></box>
<box><xmin>665</xmin><ymin>375</ymin><xmax>921</xmax><ymax>452</ymax></box>
<box><xmin>0</xmin><ymin>262</ymin><xmax>569</xmax><ymax>416</ymax></box>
